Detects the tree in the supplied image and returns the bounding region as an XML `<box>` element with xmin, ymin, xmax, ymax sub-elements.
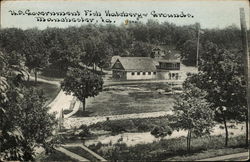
<box><xmin>24</xmin><ymin>29</ymin><xmax>49</xmax><ymax>82</ymax></box>
<box><xmin>129</xmin><ymin>41</ymin><xmax>154</xmax><ymax>57</ymax></box>
<box><xmin>0</xmin><ymin>28</ymin><xmax>27</xmax><ymax>54</ymax></box>
<box><xmin>0</xmin><ymin>52</ymin><xmax>26</xmax><ymax>160</ymax></box>
<box><xmin>171</xmin><ymin>83</ymin><xmax>215</xmax><ymax>152</ymax></box>
<box><xmin>2</xmin><ymin>87</ymin><xmax>57</xmax><ymax>160</ymax></box>
<box><xmin>61</xmin><ymin>67</ymin><xmax>103</xmax><ymax>112</ymax></box>
<box><xmin>187</xmin><ymin>42</ymin><xmax>247</xmax><ymax>147</ymax></box>
<box><xmin>0</xmin><ymin>51</ymin><xmax>57</xmax><ymax>161</ymax></box>
<box><xmin>180</xmin><ymin>39</ymin><xmax>202</xmax><ymax>66</ymax></box>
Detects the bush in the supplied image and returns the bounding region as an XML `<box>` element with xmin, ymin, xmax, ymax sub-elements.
<box><xmin>107</xmin><ymin>120</ymin><xmax>134</xmax><ymax>134</ymax></box>
<box><xmin>151</xmin><ymin>125</ymin><xmax>172</xmax><ymax>138</ymax></box>
<box><xmin>137</xmin><ymin>123</ymin><xmax>151</xmax><ymax>132</ymax></box>
<box><xmin>78</xmin><ymin>124</ymin><xmax>91</xmax><ymax>137</ymax></box>
<box><xmin>88</xmin><ymin>117</ymin><xmax>170</xmax><ymax>133</ymax></box>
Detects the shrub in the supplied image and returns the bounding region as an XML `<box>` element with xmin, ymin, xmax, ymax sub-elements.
<box><xmin>137</xmin><ymin>123</ymin><xmax>151</xmax><ymax>132</ymax></box>
<box><xmin>78</xmin><ymin>124</ymin><xmax>91</xmax><ymax>137</ymax></box>
<box><xmin>88</xmin><ymin>117</ymin><xmax>170</xmax><ymax>133</ymax></box>
<box><xmin>151</xmin><ymin>125</ymin><xmax>173</xmax><ymax>138</ymax></box>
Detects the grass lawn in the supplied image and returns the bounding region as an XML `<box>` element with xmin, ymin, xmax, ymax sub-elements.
<box><xmin>41</xmin><ymin>150</ymin><xmax>78</xmax><ymax>162</ymax></box>
<box><xmin>24</xmin><ymin>81</ymin><xmax>60</xmax><ymax>105</ymax></box>
<box><xmin>88</xmin><ymin>134</ymin><xmax>248</xmax><ymax>161</ymax></box>
<box><xmin>85</xmin><ymin>83</ymin><xmax>176</xmax><ymax>116</ymax></box>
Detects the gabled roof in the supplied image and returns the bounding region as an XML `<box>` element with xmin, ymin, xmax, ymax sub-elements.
<box><xmin>112</xmin><ymin>57</ymin><xmax>156</xmax><ymax>72</ymax></box>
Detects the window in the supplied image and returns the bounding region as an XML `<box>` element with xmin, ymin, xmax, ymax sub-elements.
<box><xmin>143</xmin><ymin>72</ymin><xmax>146</xmax><ymax>75</ymax></box>
<box><xmin>148</xmin><ymin>72</ymin><xmax>151</xmax><ymax>75</ymax></box>
<box><xmin>153</xmin><ymin>72</ymin><xmax>156</xmax><ymax>75</ymax></box>
<box><xmin>131</xmin><ymin>72</ymin><xmax>135</xmax><ymax>75</ymax></box>
<box><xmin>137</xmin><ymin>72</ymin><xmax>140</xmax><ymax>75</ymax></box>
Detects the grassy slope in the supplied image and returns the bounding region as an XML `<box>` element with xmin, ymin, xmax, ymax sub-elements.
<box><xmin>24</xmin><ymin>80</ymin><xmax>60</xmax><ymax>105</ymax></box>
<box><xmin>41</xmin><ymin>150</ymin><xmax>78</xmax><ymax>162</ymax></box>
<box><xmin>89</xmin><ymin>134</ymin><xmax>248</xmax><ymax>161</ymax></box>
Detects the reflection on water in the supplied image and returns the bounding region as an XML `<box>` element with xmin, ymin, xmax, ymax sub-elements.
<box><xmin>85</xmin><ymin>124</ymin><xmax>245</xmax><ymax>147</ymax></box>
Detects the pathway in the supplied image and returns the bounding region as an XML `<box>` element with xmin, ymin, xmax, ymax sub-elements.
<box><xmin>64</xmin><ymin>99</ymin><xmax>81</xmax><ymax>118</ymax></box>
<box><xmin>63</xmin><ymin>144</ymin><xmax>107</xmax><ymax>161</ymax></box>
<box><xmin>29</xmin><ymin>76</ymin><xmax>75</xmax><ymax>118</ymax></box>
<box><xmin>30</xmin><ymin>76</ymin><xmax>60</xmax><ymax>86</ymax></box>
<box><xmin>48</xmin><ymin>90</ymin><xmax>74</xmax><ymax>118</ymax></box>
<box><xmin>55</xmin><ymin>147</ymin><xmax>90</xmax><ymax>161</ymax></box>
<box><xmin>64</xmin><ymin>111</ymin><xmax>173</xmax><ymax>129</ymax></box>
<box><xmin>197</xmin><ymin>152</ymin><xmax>249</xmax><ymax>161</ymax></box>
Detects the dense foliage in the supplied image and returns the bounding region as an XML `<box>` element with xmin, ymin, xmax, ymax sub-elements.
<box><xmin>0</xmin><ymin>21</ymin><xmax>246</xmax><ymax>74</ymax></box>
<box><xmin>171</xmin><ymin>83</ymin><xmax>215</xmax><ymax>152</ymax></box>
<box><xmin>183</xmin><ymin>42</ymin><xmax>248</xmax><ymax>147</ymax></box>
<box><xmin>61</xmin><ymin>67</ymin><xmax>103</xmax><ymax>112</ymax></box>
<box><xmin>0</xmin><ymin>50</ymin><xmax>57</xmax><ymax>161</ymax></box>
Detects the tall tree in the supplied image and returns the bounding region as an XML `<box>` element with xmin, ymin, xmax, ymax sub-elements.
<box><xmin>129</xmin><ymin>41</ymin><xmax>154</xmax><ymax>57</ymax></box>
<box><xmin>0</xmin><ymin>51</ymin><xmax>57</xmax><ymax>161</ymax></box>
<box><xmin>180</xmin><ymin>39</ymin><xmax>202</xmax><ymax>66</ymax></box>
<box><xmin>187</xmin><ymin>42</ymin><xmax>247</xmax><ymax>147</ymax></box>
<box><xmin>24</xmin><ymin>29</ymin><xmax>49</xmax><ymax>82</ymax></box>
<box><xmin>61</xmin><ymin>67</ymin><xmax>103</xmax><ymax>112</ymax></box>
<box><xmin>171</xmin><ymin>82</ymin><xmax>215</xmax><ymax>152</ymax></box>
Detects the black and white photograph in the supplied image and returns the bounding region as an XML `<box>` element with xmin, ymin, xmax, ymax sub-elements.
<box><xmin>0</xmin><ymin>0</ymin><xmax>249</xmax><ymax>161</ymax></box>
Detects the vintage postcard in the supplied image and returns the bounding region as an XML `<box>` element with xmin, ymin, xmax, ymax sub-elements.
<box><xmin>0</xmin><ymin>0</ymin><xmax>249</xmax><ymax>161</ymax></box>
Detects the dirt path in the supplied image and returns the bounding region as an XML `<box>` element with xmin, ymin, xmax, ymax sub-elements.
<box><xmin>63</xmin><ymin>144</ymin><xmax>107</xmax><ymax>161</ymax></box>
<box><xmin>197</xmin><ymin>152</ymin><xmax>249</xmax><ymax>161</ymax></box>
<box><xmin>63</xmin><ymin>111</ymin><xmax>173</xmax><ymax>129</ymax></box>
<box><xmin>30</xmin><ymin>76</ymin><xmax>60</xmax><ymax>86</ymax></box>
<box><xmin>48</xmin><ymin>90</ymin><xmax>75</xmax><ymax>118</ymax></box>
<box><xmin>30</xmin><ymin>76</ymin><xmax>75</xmax><ymax>118</ymax></box>
<box><xmin>64</xmin><ymin>99</ymin><xmax>81</xmax><ymax>118</ymax></box>
<box><xmin>55</xmin><ymin>147</ymin><xmax>90</xmax><ymax>161</ymax></box>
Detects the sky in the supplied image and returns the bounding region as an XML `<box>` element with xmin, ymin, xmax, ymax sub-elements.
<box><xmin>1</xmin><ymin>0</ymin><xmax>249</xmax><ymax>30</ymax></box>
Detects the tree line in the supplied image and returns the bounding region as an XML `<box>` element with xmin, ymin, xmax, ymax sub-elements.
<box><xmin>0</xmin><ymin>21</ymin><xmax>245</xmax><ymax>79</ymax></box>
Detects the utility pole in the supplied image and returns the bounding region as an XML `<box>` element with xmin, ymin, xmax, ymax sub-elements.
<box><xmin>239</xmin><ymin>8</ymin><xmax>250</xmax><ymax>146</ymax></box>
<box><xmin>196</xmin><ymin>29</ymin><xmax>200</xmax><ymax>67</ymax></box>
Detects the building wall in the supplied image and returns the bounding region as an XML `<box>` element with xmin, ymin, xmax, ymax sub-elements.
<box><xmin>157</xmin><ymin>70</ymin><xmax>182</xmax><ymax>80</ymax></box>
<box><xmin>126</xmin><ymin>71</ymin><xmax>157</xmax><ymax>80</ymax></box>
<box><xmin>112</xmin><ymin>70</ymin><xmax>127</xmax><ymax>80</ymax></box>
